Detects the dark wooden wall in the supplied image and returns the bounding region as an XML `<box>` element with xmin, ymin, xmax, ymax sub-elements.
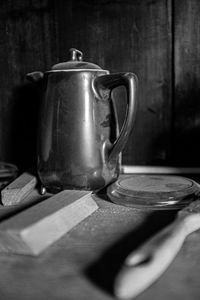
<box><xmin>0</xmin><ymin>0</ymin><xmax>199</xmax><ymax>171</ymax></box>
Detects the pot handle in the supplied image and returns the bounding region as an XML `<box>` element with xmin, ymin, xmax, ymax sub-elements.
<box><xmin>95</xmin><ymin>72</ymin><xmax>137</xmax><ymax>162</ymax></box>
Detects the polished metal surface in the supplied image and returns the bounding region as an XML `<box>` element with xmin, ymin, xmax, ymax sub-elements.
<box><xmin>27</xmin><ymin>49</ymin><xmax>137</xmax><ymax>192</ymax></box>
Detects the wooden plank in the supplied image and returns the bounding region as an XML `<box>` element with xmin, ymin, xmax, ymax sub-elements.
<box><xmin>174</xmin><ymin>0</ymin><xmax>200</xmax><ymax>166</ymax></box>
<box><xmin>1</xmin><ymin>172</ymin><xmax>37</xmax><ymax>206</ymax></box>
<box><xmin>0</xmin><ymin>190</ymin><xmax>98</xmax><ymax>256</ymax></box>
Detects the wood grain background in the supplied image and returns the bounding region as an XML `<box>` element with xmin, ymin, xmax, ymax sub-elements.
<box><xmin>0</xmin><ymin>0</ymin><xmax>199</xmax><ymax>171</ymax></box>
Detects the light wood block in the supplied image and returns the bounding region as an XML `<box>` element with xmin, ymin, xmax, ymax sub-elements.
<box><xmin>1</xmin><ymin>172</ymin><xmax>37</xmax><ymax>206</ymax></box>
<box><xmin>0</xmin><ymin>190</ymin><xmax>98</xmax><ymax>256</ymax></box>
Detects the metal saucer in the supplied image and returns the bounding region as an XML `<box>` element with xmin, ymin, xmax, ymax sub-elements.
<box><xmin>107</xmin><ymin>175</ymin><xmax>200</xmax><ymax>210</ymax></box>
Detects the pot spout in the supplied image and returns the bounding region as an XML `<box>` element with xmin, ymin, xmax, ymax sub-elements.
<box><xmin>26</xmin><ymin>71</ymin><xmax>44</xmax><ymax>82</ymax></box>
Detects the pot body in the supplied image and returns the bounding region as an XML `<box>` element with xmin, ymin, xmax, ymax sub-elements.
<box><xmin>27</xmin><ymin>59</ymin><xmax>137</xmax><ymax>193</ymax></box>
<box><xmin>38</xmin><ymin>70</ymin><xmax>120</xmax><ymax>192</ymax></box>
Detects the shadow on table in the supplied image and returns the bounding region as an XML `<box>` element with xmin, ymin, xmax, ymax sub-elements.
<box><xmin>85</xmin><ymin>209</ymin><xmax>177</xmax><ymax>296</ymax></box>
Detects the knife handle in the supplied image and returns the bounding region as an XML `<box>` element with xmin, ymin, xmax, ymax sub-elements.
<box><xmin>114</xmin><ymin>213</ymin><xmax>200</xmax><ymax>299</ymax></box>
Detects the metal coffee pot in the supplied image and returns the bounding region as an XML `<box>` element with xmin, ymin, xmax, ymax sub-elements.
<box><xmin>27</xmin><ymin>48</ymin><xmax>137</xmax><ymax>193</ymax></box>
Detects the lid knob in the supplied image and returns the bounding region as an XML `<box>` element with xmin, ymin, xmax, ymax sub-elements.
<box><xmin>69</xmin><ymin>48</ymin><xmax>83</xmax><ymax>61</ymax></box>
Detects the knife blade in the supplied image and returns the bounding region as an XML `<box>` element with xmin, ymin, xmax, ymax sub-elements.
<box><xmin>114</xmin><ymin>199</ymin><xmax>200</xmax><ymax>299</ymax></box>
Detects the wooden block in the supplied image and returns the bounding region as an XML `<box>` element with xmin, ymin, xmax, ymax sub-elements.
<box><xmin>0</xmin><ymin>190</ymin><xmax>98</xmax><ymax>256</ymax></box>
<box><xmin>1</xmin><ymin>172</ymin><xmax>37</xmax><ymax>206</ymax></box>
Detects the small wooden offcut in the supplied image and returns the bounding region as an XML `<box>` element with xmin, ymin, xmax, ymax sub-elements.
<box><xmin>1</xmin><ymin>172</ymin><xmax>37</xmax><ymax>206</ymax></box>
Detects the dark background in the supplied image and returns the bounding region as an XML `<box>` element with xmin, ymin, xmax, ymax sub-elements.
<box><xmin>0</xmin><ymin>0</ymin><xmax>200</xmax><ymax>172</ymax></box>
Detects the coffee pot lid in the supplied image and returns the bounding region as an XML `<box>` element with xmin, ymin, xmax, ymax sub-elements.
<box><xmin>51</xmin><ymin>48</ymin><xmax>102</xmax><ymax>71</ymax></box>
<box><xmin>107</xmin><ymin>175</ymin><xmax>200</xmax><ymax>210</ymax></box>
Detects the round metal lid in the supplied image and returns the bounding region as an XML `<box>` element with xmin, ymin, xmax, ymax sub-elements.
<box><xmin>107</xmin><ymin>175</ymin><xmax>200</xmax><ymax>210</ymax></box>
<box><xmin>51</xmin><ymin>48</ymin><xmax>102</xmax><ymax>71</ymax></box>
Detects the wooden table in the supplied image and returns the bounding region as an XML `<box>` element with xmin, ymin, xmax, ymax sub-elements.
<box><xmin>0</xmin><ymin>177</ymin><xmax>200</xmax><ymax>300</ymax></box>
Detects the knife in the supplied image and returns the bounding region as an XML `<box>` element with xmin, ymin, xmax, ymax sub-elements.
<box><xmin>114</xmin><ymin>199</ymin><xmax>200</xmax><ymax>299</ymax></box>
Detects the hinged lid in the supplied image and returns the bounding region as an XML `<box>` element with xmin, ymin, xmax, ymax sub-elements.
<box><xmin>51</xmin><ymin>48</ymin><xmax>102</xmax><ymax>71</ymax></box>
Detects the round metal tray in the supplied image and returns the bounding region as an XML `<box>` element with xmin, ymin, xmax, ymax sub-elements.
<box><xmin>107</xmin><ymin>175</ymin><xmax>200</xmax><ymax>210</ymax></box>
